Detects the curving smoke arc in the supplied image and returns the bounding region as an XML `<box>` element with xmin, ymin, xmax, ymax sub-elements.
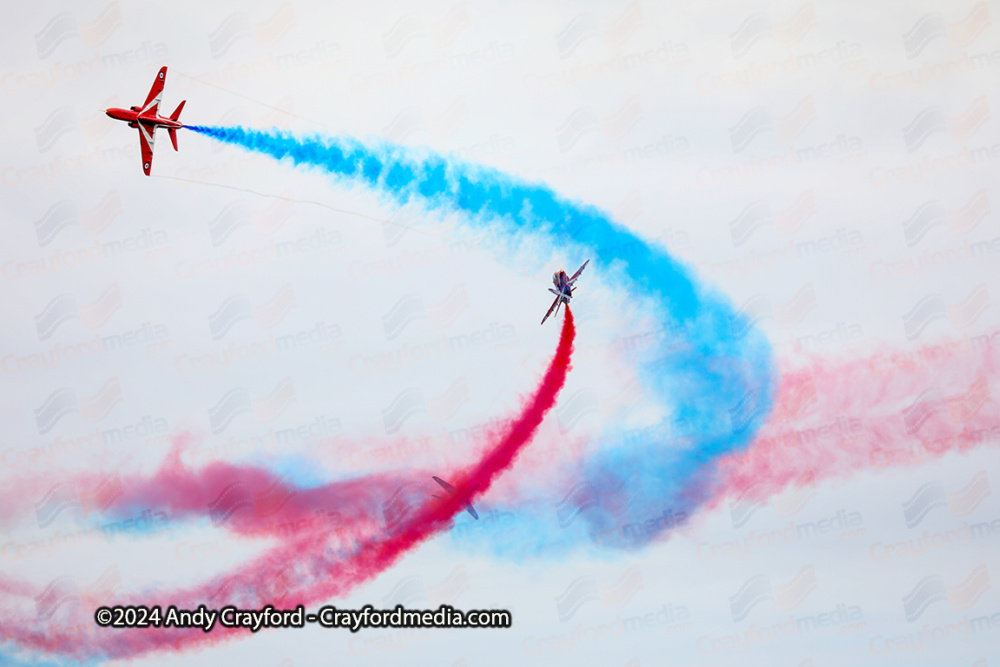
<box><xmin>185</xmin><ymin>125</ymin><xmax>778</xmax><ymax>550</ymax></box>
<box><xmin>182</xmin><ymin>126</ymin><xmax>1000</xmax><ymax>554</ymax></box>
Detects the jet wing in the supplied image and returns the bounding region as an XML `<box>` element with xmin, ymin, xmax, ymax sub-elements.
<box><xmin>568</xmin><ymin>259</ymin><xmax>590</xmax><ymax>284</ymax></box>
<box><xmin>140</xmin><ymin>66</ymin><xmax>167</xmax><ymax>116</ymax></box>
<box><xmin>540</xmin><ymin>294</ymin><xmax>562</xmax><ymax>325</ymax></box>
<box><xmin>137</xmin><ymin>122</ymin><xmax>156</xmax><ymax>176</ymax></box>
<box><xmin>432</xmin><ymin>476</ymin><xmax>479</xmax><ymax>520</ymax></box>
<box><xmin>432</xmin><ymin>476</ymin><xmax>456</xmax><ymax>493</ymax></box>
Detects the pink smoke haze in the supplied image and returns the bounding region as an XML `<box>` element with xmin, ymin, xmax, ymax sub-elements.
<box><xmin>708</xmin><ymin>339</ymin><xmax>1000</xmax><ymax>510</ymax></box>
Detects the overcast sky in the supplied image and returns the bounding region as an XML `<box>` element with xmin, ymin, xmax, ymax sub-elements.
<box><xmin>2</xmin><ymin>0</ymin><xmax>999</xmax><ymax>665</ymax></box>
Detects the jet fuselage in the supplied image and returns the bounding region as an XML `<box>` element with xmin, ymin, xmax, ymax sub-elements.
<box><xmin>105</xmin><ymin>106</ymin><xmax>182</xmax><ymax>129</ymax></box>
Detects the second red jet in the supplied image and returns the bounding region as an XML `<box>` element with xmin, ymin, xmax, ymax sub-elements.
<box><xmin>105</xmin><ymin>66</ymin><xmax>185</xmax><ymax>175</ymax></box>
<box><xmin>541</xmin><ymin>260</ymin><xmax>589</xmax><ymax>325</ymax></box>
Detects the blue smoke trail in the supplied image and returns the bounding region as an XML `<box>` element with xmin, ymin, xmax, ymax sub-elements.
<box><xmin>187</xmin><ymin>125</ymin><xmax>775</xmax><ymax>554</ymax></box>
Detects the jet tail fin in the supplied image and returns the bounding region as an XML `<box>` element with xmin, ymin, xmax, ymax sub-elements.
<box><xmin>168</xmin><ymin>128</ymin><xmax>178</xmax><ymax>151</ymax></box>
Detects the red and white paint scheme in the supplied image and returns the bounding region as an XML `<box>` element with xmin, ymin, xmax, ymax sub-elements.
<box><xmin>105</xmin><ymin>66</ymin><xmax>185</xmax><ymax>176</ymax></box>
<box><xmin>541</xmin><ymin>259</ymin><xmax>589</xmax><ymax>325</ymax></box>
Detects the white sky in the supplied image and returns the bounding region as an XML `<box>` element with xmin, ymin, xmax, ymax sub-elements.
<box><xmin>2</xmin><ymin>0</ymin><xmax>999</xmax><ymax>665</ymax></box>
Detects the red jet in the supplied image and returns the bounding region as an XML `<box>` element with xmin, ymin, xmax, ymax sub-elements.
<box><xmin>105</xmin><ymin>66</ymin><xmax>185</xmax><ymax>175</ymax></box>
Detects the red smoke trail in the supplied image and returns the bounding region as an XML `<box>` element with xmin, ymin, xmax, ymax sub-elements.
<box><xmin>702</xmin><ymin>340</ymin><xmax>1000</xmax><ymax>511</ymax></box>
<box><xmin>0</xmin><ymin>309</ymin><xmax>575</xmax><ymax>662</ymax></box>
